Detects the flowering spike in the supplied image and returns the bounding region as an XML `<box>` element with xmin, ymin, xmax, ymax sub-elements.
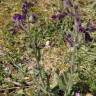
<box><xmin>22</xmin><ymin>1</ymin><xmax>33</xmax><ymax>16</ymax></box>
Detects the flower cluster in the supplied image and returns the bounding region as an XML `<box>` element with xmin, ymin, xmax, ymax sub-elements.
<box><xmin>51</xmin><ymin>0</ymin><xmax>96</xmax><ymax>46</ymax></box>
<box><xmin>73</xmin><ymin>5</ymin><xmax>95</xmax><ymax>43</ymax></box>
<box><xmin>10</xmin><ymin>1</ymin><xmax>36</xmax><ymax>34</ymax></box>
<box><xmin>13</xmin><ymin>14</ymin><xmax>25</xmax><ymax>22</ymax></box>
<box><xmin>13</xmin><ymin>1</ymin><xmax>32</xmax><ymax>22</ymax></box>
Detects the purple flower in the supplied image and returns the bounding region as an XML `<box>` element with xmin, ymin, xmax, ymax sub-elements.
<box><xmin>73</xmin><ymin>3</ymin><xmax>86</xmax><ymax>33</ymax></box>
<box><xmin>74</xmin><ymin>13</ymin><xmax>86</xmax><ymax>33</ymax></box>
<box><xmin>12</xmin><ymin>14</ymin><xmax>27</xmax><ymax>33</ymax></box>
<box><xmin>22</xmin><ymin>1</ymin><xmax>29</xmax><ymax>15</ymax></box>
<box><xmin>22</xmin><ymin>1</ymin><xmax>29</xmax><ymax>9</ymax></box>
<box><xmin>13</xmin><ymin>14</ymin><xmax>25</xmax><ymax>22</ymax></box>
<box><xmin>22</xmin><ymin>1</ymin><xmax>33</xmax><ymax>15</ymax></box>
